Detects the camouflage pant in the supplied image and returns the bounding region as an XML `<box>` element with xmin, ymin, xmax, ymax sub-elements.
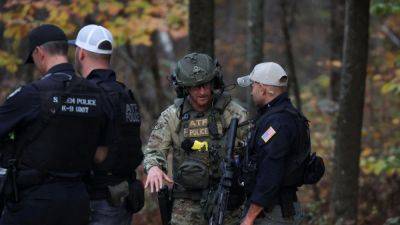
<box><xmin>253</xmin><ymin>203</ymin><xmax>303</xmax><ymax>225</ymax></box>
<box><xmin>171</xmin><ymin>198</ymin><xmax>242</xmax><ymax>225</ymax></box>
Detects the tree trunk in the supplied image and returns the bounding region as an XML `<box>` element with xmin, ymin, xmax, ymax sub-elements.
<box><xmin>247</xmin><ymin>0</ymin><xmax>264</xmax><ymax>69</ymax></box>
<box><xmin>158</xmin><ymin>30</ymin><xmax>175</xmax><ymax>63</ymax></box>
<box><xmin>330</xmin><ymin>1</ymin><xmax>370</xmax><ymax>224</ymax></box>
<box><xmin>329</xmin><ymin>0</ymin><xmax>345</xmax><ymax>102</ymax></box>
<box><xmin>246</xmin><ymin>0</ymin><xmax>264</xmax><ymax>111</ymax></box>
<box><xmin>280</xmin><ymin>0</ymin><xmax>301</xmax><ymax>112</ymax></box>
<box><xmin>189</xmin><ymin>0</ymin><xmax>214</xmax><ymax>58</ymax></box>
<box><xmin>149</xmin><ymin>31</ymin><xmax>169</xmax><ymax>112</ymax></box>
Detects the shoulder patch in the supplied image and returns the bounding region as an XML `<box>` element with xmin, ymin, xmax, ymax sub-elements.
<box><xmin>6</xmin><ymin>87</ymin><xmax>22</xmax><ymax>100</ymax></box>
<box><xmin>261</xmin><ymin>126</ymin><xmax>276</xmax><ymax>143</ymax></box>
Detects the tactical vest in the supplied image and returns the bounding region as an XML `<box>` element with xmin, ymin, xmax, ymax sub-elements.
<box><xmin>92</xmin><ymin>80</ymin><xmax>143</xmax><ymax>181</ymax></box>
<box><xmin>17</xmin><ymin>73</ymin><xmax>107</xmax><ymax>176</ymax></box>
<box><xmin>172</xmin><ymin>94</ymin><xmax>231</xmax><ymax>200</ymax></box>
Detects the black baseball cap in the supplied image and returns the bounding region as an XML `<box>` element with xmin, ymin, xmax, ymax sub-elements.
<box><xmin>25</xmin><ymin>24</ymin><xmax>67</xmax><ymax>64</ymax></box>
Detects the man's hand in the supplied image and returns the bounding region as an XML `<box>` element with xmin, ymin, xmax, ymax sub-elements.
<box><xmin>94</xmin><ymin>146</ymin><xmax>108</xmax><ymax>163</ymax></box>
<box><xmin>240</xmin><ymin>203</ymin><xmax>263</xmax><ymax>225</ymax></box>
<box><xmin>145</xmin><ymin>166</ymin><xmax>173</xmax><ymax>193</ymax></box>
<box><xmin>240</xmin><ymin>218</ymin><xmax>254</xmax><ymax>225</ymax></box>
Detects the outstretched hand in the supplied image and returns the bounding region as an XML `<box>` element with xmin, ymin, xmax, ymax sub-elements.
<box><xmin>145</xmin><ymin>166</ymin><xmax>173</xmax><ymax>193</ymax></box>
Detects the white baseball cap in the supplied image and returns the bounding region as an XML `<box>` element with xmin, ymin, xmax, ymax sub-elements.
<box><xmin>69</xmin><ymin>24</ymin><xmax>113</xmax><ymax>54</ymax></box>
<box><xmin>237</xmin><ymin>62</ymin><xmax>288</xmax><ymax>87</ymax></box>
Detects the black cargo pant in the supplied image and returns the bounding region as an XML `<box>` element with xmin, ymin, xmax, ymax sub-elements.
<box><xmin>0</xmin><ymin>181</ymin><xmax>89</xmax><ymax>225</ymax></box>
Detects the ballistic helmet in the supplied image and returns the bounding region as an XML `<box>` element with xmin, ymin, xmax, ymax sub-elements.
<box><xmin>172</xmin><ymin>53</ymin><xmax>222</xmax><ymax>87</ymax></box>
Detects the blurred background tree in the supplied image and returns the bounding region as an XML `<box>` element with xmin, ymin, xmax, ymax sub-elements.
<box><xmin>331</xmin><ymin>1</ymin><xmax>370</xmax><ymax>224</ymax></box>
<box><xmin>1</xmin><ymin>0</ymin><xmax>400</xmax><ymax>225</ymax></box>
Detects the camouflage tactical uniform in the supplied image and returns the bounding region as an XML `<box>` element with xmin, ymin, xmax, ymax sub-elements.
<box><xmin>143</xmin><ymin>95</ymin><xmax>248</xmax><ymax>225</ymax></box>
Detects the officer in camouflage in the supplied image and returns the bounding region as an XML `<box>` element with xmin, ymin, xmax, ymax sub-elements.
<box><xmin>144</xmin><ymin>53</ymin><xmax>248</xmax><ymax>225</ymax></box>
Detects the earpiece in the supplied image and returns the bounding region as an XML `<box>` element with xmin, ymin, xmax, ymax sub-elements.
<box><xmin>170</xmin><ymin>70</ymin><xmax>187</xmax><ymax>98</ymax></box>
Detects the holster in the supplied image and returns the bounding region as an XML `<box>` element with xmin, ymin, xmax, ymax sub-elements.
<box><xmin>279</xmin><ymin>188</ymin><xmax>297</xmax><ymax>218</ymax></box>
<box><xmin>158</xmin><ymin>185</ymin><xmax>173</xmax><ymax>225</ymax></box>
<box><xmin>1</xmin><ymin>160</ymin><xmax>19</xmax><ymax>203</ymax></box>
<box><xmin>126</xmin><ymin>179</ymin><xmax>144</xmax><ymax>213</ymax></box>
<box><xmin>16</xmin><ymin>169</ymin><xmax>45</xmax><ymax>190</ymax></box>
<box><xmin>107</xmin><ymin>180</ymin><xmax>129</xmax><ymax>207</ymax></box>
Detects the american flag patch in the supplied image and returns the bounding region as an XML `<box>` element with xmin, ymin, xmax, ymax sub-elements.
<box><xmin>261</xmin><ymin>126</ymin><xmax>276</xmax><ymax>143</ymax></box>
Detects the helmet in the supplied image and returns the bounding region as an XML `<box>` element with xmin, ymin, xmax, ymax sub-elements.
<box><xmin>172</xmin><ymin>53</ymin><xmax>223</xmax><ymax>88</ymax></box>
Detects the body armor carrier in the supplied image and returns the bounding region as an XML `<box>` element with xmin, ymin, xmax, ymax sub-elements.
<box><xmin>17</xmin><ymin>73</ymin><xmax>107</xmax><ymax>175</ymax></box>
<box><xmin>91</xmin><ymin>80</ymin><xmax>143</xmax><ymax>183</ymax></box>
<box><xmin>172</xmin><ymin>94</ymin><xmax>231</xmax><ymax>200</ymax></box>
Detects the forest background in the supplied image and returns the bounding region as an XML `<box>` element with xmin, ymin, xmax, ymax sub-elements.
<box><xmin>0</xmin><ymin>0</ymin><xmax>399</xmax><ymax>225</ymax></box>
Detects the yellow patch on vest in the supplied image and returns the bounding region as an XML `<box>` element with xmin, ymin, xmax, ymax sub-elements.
<box><xmin>191</xmin><ymin>140</ymin><xmax>208</xmax><ymax>151</ymax></box>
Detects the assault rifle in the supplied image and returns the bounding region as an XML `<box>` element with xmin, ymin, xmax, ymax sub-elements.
<box><xmin>209</xmin><ymin>118</ymin><xmax>239</xmax><ymax>225</ymax></box>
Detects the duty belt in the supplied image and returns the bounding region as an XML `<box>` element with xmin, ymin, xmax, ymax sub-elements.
<box><xmin>17</xmin><ymin>169</ymin><xmax>83</xmax><ymax>189</ymax></box>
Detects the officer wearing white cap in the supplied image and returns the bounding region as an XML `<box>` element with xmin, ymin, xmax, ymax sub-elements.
<box><xmin>70</xmin><ymin>24</ymin><xmax>144</xmax><ymax>225</ymax></box>
<box><xmin>237</xmin><ymin>62</ymin><xmax>288</xmax><ymax>88</ymax></box>
<box><xmin>0</xmin><ymin>24</ymin><xmax>111</xmax><ymax>225</ymax></box>
<box><xmin>238</xmin><ymin>62</ymin><xmax>309</xmax><ymax>225</ymax></box>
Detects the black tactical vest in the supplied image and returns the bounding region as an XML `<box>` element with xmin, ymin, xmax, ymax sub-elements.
<box><xmin>17</xmin><ymin>73</ymin><xmax>108</xmax><ymax>175</ymax></box>
<box><xmin>91</xmin><ymin>80</ymin><xmax>142</xmax><ymax>180</ymax></box>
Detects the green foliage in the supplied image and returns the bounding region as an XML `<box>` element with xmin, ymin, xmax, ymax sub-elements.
<box><xmin>0</xmin><ymin>50</ymin><xmax>22</xmax><ymax>73</ymax></box>
<box><xmin>382</xmin><ymin>81</ymin><xmax>400</xmax><ymax>94</ymax></box>
<box><xmin>304</xmin><ymin>200</ymin><xmax>330</xmax><ymax>225</ymax></box>
<box><xmin>381</xmin><ymin>69</ymin><xmax>400</xmax><ymax>95</ymax></box>
<box><xmin>361</xmin><ymin>147</ymin><xmax>400</xmax><ymax>175</ymax></box>
<box><xmin>300</xmin><ymin>33</ymin><xmax>400</xmax><ymax>222</ymax></box>
<box><xmin>0</xmin><ymin>0</ymin><xmax>188</xmax><ymax>73</ymax></box>
<box><xmin>372</xmin><ymin>0</ymin><xmax>400</xmax><ymax>16</ymax></box>
<box><xmin>315</xmin><ymin>74</ymin><xmax>330</xmax><ymax>89</ymax></box>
